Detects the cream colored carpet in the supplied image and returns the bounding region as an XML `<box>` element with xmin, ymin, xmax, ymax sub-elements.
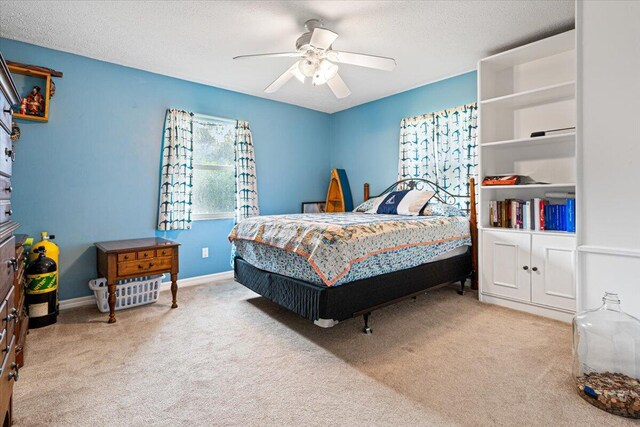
<box><xmin>13</xmin><ymin>281</ymin><xmax>636</xmax><ymax>427</ymax></box>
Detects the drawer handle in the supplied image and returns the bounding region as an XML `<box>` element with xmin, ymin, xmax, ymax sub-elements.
<box><xmin>143</xmin><ymin>253</ymin><xmax>148</xmax><ymax>257</ymax></box>
<box><xmin>4</xmin><ymin>307</ymin><xmax>17</xmax><ymax>322</ymax></box>
<box><xmin>5</xmin><ymin>209</ymin><xmax>12</xmax><ymax>216</ymax></box>
<box><xmin>4</xmin><ymin>147</ymin><xmax>14</xmax><ymax>161</ymax></box>
<box><xmin>138</xmin><ymin>262</ymin><xmax>154</xmax><ymax>269</ymax></box>
<box><xmin>2</xmin><ymin>108</ymin><xmax>11</xmax><ymax>114</ymax></box>
<box><xmin>8</xmin><ymin>362</ymin><xmax>19</xmax><ymax>382</ymax></box>
<box><xmin>124</xmin><ymin>255</ymin><xmax>129</xmax><ymax>260</ymax></box>
<box><xmin>7</xmin><ymin>257</ymin><xmax>17</xmax><ymax>271</ymax></box>
<box><xmin>4</xmin><ymin>186</ymin><xmax>11</xmax><ymax>193</ymax></box>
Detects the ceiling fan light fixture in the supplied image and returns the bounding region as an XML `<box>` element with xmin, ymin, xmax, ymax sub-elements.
<box><xmin>312</xmin><ymin>60</ymin><xmax>339</xmax><ymax>86</ymax></box>
<box><xmin>319</xmin><ymin>60</ymin><xmax>338</xmax><ymax>81</ymax></box>
<box><xmin>291</xmin><ymin>61</ymin><xmax>306</xmax><ymax>83</ymax></box>
<box><xmin>298</xmin><ymin>58</ymin><xmax>317</xmax><ymax>78</ymax></box>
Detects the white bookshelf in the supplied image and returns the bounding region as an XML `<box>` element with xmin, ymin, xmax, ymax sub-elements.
<box><xmin>478</xmin><ymin>29</ymin><xmax>578</xmax><ymax>322</ymax></box>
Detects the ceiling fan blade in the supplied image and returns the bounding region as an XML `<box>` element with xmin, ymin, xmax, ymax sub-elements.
<box><xmin>264</xmin><ymin>62</ymin><xmax>304</xmax><ymax>93</ymax></box>
<box><xmin>327</xmin><ymin>50</ymin><xmax>396</xmax><ymax>71</ymax></box>
<box><xmin>327</xmin><ymin>73</ymin><xmax>351</xmax><ymax>99</ymax></box>
<box><xmin>310</xmin><ymin>28</ymin><xmax>338</xmax><ymax>50</ymax></box>
<box><xmin>234</xmin><ymin>52</ymin><xmax>302</xmax><ymax>60</ymax></box>
<box><xmin>265</xmin><ymin>69</ymin><xmax>295</xmax><ymax>93</ymax></box>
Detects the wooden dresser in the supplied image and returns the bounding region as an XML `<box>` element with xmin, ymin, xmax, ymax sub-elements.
<box><xmin>0</xmin><ymin>52</ymin><xmax>23</xmax><ymax>427</ymax></box>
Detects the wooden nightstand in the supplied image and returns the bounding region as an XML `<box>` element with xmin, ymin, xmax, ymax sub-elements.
<box><xmin>95</xmin><ymin>238</ymin><xmax>180</xmax><ymax>324</ymax></box>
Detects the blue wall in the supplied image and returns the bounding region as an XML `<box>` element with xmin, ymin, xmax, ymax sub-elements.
<box><xmin>0</xmin><ymin>39</ymin><xmax>331</xmax><ymax>300</ymax></box>
<box><xmin>329</xmin><ymin>72</ymin><xmax>477</xmax><ymax>205</ymax></box>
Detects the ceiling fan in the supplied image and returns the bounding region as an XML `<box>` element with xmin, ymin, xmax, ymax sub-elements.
<box><xmin>233</xmin><ymin>19</ymin><xmax>396</xmax><ymax>99</ymax></box>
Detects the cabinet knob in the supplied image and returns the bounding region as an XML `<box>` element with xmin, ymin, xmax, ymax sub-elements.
<box><xmin>532</xmin><ymin>267</ymin><xmax>538</xmax><ymax>272</ymax></box>
<box><xmin>5</xmin><ymin>209</ymin><xmax>12</xmax><ymax>216</ymax></box>
<box><xmin>4</xmin><ymin>147</ymin><xmax>14</xmax><ymax>161</ymax></box>
<box><xmin>7</xmin><ymin>257</ymin><xmax>17</xmax><ymax>271</ymax></box>
<box><xmin>8</xmin><ymin>362</ymin><xmax>19</xmax><ymax>382</ymax></box>
<box><xmin>522</xmin><ymin>266</ymin><xmax>529</xmax><ymax>271</ymax></box>
<box><xmin>5</xmin><ymin>307</ymin><xmax>17</xmax><ymax>322</ymax></box>
<box><xmin>4</xmin><ymin>186</ymin><xmax>11</xmax><ymax>193</ymax></box>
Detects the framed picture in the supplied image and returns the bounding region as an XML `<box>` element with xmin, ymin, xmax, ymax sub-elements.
<box><xmin>301</xmin><ymin>201</ymin><xmax>326</xmax><ymax>213</ymax></box>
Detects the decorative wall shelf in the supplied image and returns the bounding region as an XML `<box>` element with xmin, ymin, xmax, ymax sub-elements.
<box><xmin>6</xmin><ymin>61</ymin><xmax>63</xmax><ymax>123</ymax></box>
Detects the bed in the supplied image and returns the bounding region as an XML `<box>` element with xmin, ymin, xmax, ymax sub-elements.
<box><xmin>229</xmin><ymin>178</ymin><xmax>478</xmax><ymax>333</ymax></box>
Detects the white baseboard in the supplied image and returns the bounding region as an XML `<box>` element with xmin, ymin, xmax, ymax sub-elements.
<box><xmin>480</xmin><ymin>293</ymin><xmax>574</xmax><ymax>323</ymax></box>
<box><xmin>58</xmin><ymin>270</ymin><xmax>234</xmax><ymax>311</ymax></box>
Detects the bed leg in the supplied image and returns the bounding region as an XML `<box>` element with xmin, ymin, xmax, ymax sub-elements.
<box><xmin>363</xmin><ymin>312</ymin><xmax>373</xmax><ymax>335</ymax></box>
<box><xmin>458</xmin><ymin>278</ymin><xmax>467</xmax><ymax>295</ymax></box>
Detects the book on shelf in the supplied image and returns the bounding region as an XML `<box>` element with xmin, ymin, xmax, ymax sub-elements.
<box><xmin>488</xmin><ymin>197</ymin><xmax>575</xmax><ymax>232</ymax></box>
<box><xmin>482</xmin><ymin>174</ymin><xmax>548</xmax><ymax>186</ymax></box>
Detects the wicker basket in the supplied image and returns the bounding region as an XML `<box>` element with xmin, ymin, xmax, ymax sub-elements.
<box><xmin>88</xmin><ymin>275</ymin><xmax>164</xmax><ymax>313</ymax></box>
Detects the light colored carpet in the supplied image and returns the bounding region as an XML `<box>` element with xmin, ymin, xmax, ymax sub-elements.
<box><xmin>12</xmin><ymin>281</ymin><xmax>636</xmax><ymax>427</ymax></box>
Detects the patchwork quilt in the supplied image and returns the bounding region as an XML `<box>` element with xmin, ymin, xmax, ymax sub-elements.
<box><xmin>228</xmin><ymin>213</ymin><xmax>470</xmax><ymax>287</ymax></box>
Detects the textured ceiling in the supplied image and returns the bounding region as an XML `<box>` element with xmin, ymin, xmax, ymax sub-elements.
<box><xmin>0</xmin><ymin>1</ymin><xmax>574</xmax><ymax>113</ymax></box>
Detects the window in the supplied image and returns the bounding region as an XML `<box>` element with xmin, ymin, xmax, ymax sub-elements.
<box><xmin>192</xmin><ymin>115</ymin><xmax>236</xmax><ymax>220</ymax></box>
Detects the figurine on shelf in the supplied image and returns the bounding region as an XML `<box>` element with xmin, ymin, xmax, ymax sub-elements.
<box><xmin>20</xmin><ymin>98</ymin><xmax>27</xmax><ymax>115</ymax></box>
<box><xmin>25</xmin><ymin>85</ymin><xmax>45</xmax><ymax>116</ymax></box>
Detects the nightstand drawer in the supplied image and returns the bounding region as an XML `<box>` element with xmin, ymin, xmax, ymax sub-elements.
<box><xmin>117</xmin><ymin>256</ymin><xmax>172</xmax><ymax>276</ymax></box>
<box><xmin>137</xmin><ymin>250</ymin><xmax>155</xmax><ymax>260</ymax></box>
<box><xmin>156</xmin><ymin>247</ymin><xmax>172</xmax><ymax>258</ymax></box>
<box><xmin>117</xmin><ymin>252</ymin><xmax>135</xmax><ymax>262</ymax></box>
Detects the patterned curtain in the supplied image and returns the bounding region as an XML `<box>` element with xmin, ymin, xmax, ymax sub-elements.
<box><xmin>398</xmin><ymin>103</ymin><xmax>478</xmax><ymax>208</ymax></box>
<box><xmin>157</xmin><ymin>109</ymin><xmax>194</xmax><ymax>230</ymax></box>
<box><xmin>235</xmin><ymin>121</ymin><xmax>259</xmax><ymax>222</ymax></box>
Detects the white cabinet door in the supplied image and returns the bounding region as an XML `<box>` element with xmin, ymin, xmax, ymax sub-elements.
<box><xmin>481</xmin><ymin>230</ymin><xmax>531</xmax><ymax>301</ymax></box>
<box><xmin>530</xmin><ymin>234</ymin><xmax>576</xmax><ymax>310</ymax></box>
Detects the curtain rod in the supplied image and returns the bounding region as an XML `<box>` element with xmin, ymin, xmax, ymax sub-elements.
<box><xmin>193</xmin><ymin>112</ymin><xmax>238</xmax><ymax>124</ymax></box>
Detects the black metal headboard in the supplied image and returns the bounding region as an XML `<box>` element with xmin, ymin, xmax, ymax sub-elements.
<box><xmin>373</xmin><ymin>178</ymin><xmax>471</xmax><ymax>210</ymax></box>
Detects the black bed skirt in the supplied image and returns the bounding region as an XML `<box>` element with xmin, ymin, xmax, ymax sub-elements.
<box><xmin>234</xmin><ymin>248</ymin><xmax>472</xmax><ymax>322</ymax></box>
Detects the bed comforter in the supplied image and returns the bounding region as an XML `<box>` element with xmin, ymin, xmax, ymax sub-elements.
<box><xmin>228</xmin><ymin>213</ymin><xmax>470</xmax><ymax>287</ymax></box>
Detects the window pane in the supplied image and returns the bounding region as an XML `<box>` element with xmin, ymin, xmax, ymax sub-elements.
<box><xmin>193</xmin><ymin>119</ymin><xmax>235</xmax><ymax>166</ymax></box>
<box><xmin>192</xmin><ymin>168</ymin><xmax>235</xmax><ymax>215</ymax></box>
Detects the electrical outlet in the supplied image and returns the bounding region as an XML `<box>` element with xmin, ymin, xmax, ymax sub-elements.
<box><xmin>202</xmin><ymin>247</ymin><xmax>209</xmax><ymax>258</ymax></box>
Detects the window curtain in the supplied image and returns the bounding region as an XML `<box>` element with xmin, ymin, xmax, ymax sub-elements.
<box><xmin>398</xmin><ymin>103</ymin><xmax>478</xmax><ymax>208</ymax></box>
<box><xmin>157</xmin><ymin>109</ymin><xmax>194</xmax><ymax>230</ymax></box>
<box><xmin>234</xmin><ymin>121</ymin><xmax>259</xmax><ymax>222</ymax></box>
